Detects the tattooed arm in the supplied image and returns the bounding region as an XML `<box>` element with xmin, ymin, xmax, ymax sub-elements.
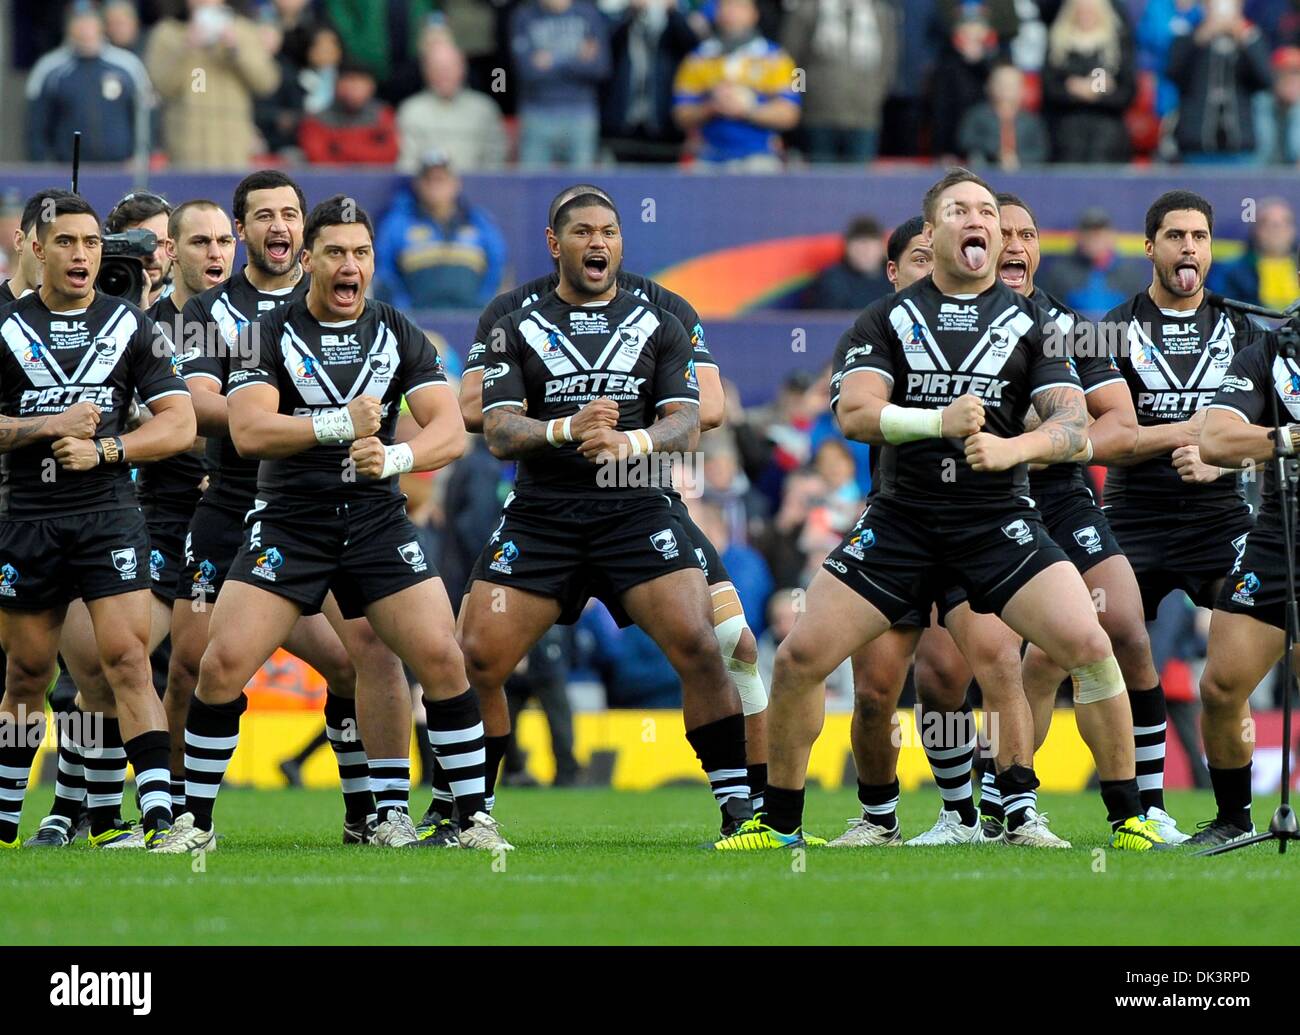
<box><xmin>966</xmin><ymin>385</ymin><xmax>1087</xmax><ymax>472</ymax></box>
<box><xmin>1023</xmin><ymin>385</ymin><xmax>1089</xmax><ymax>463</ymax></box>
<box><xmin>483</xmin><ymin>404</ymin><xmax>550</xmax><ymax>460</ymax></box>
<box><xmin>0</xmin><ymin>401</ymin><xmax>102</xmax><ymax>454</ymax></box>
<box><xmin>576</xmin><ymin>401</ymin><xmax>699</xmax><ymax>462</ymax></box>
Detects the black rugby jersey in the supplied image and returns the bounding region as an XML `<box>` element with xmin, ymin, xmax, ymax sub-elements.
<box><xmin>137</xmin><ymin>293</ymin><xmax>205</xmax><ymax>517</ymax></box>
<box><xmin>227</xmin><ymin>297</ymin><xmax>447</xmax><ymax>503</ymax></box>
<box><xmin>830</xmin><ymin>275</ymin><xmax>1080</xmax><ymax>509</ymax></box>
<box><xmin>0</xmin><ymin>291</ymin><xmax>187</xmax><ymax>519</ymax></box>
<box><xmin>1209</xmin><ymin>337</ymin><xmax>1300</xmax><ymax>518</ymax></box>
<box><xmin>466</xmin><ymin>271</ymin><xmax>713</xmax><ymax>374</ymax></box>
<box><xmin>1027</xmin><ymin>288</ymin><xmax>1125</xmax><ymax>500</ymax></box>
<box><xmin>0</xmin><ymin>281</ymin><xmax>17</xmax><ymax>307</ymax></box>
<box><xmin>178</xmin><ymin>267</ymin><xmax>309</xmax><ymax>508</ymax></box>
<box><xmin>1101</xmin><ymin>291</ymin><xmax>1258</xmax><ymax>510</ymax></box>
<box><xmin>480</xmin><ymin>288</ymin><xmax>700</xmax><ymax>498</ymax></box>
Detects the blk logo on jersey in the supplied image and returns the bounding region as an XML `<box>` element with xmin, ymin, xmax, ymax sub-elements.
<box><xmin>0</xmin><ymin>563</ymin><xmax>18</xmax><ymax>597</ymax></box>
<box><xmin>398</xmin><ymin>541</ymin><xmax>428</xmax><ymax>573</ymax></box>
<box><xmin>1002</xmin><ymin>520</ymin><xmax>1033</xmax><ymax>545</ymax></box>
<box><xmin>650</xmin><ymin>528</ymin><xmax>680</xmax><ymax>560</ymax></box>
<box><xmin>252</xmin><ymin>547</ymin><xmax>284</xmax><ymax>581</ymax></box>
<box><xmin>1232</xmin><ymin>572</ymin><xmax>1260</xmax><ymax>606</ymax></box>
<box><xmin>490</xmin><ymin>540</ymin><xmax>519</xmax><ymax>575</ymax></box>
<box><xmin>111</xmin><ymin>548</ymin><xmax>138</xmax><ymax>579</ymax></box>
<box><xmin>1073</xmin><ymin>526</ymin><xmax>1103</xmax><ymax>554</ymax></box>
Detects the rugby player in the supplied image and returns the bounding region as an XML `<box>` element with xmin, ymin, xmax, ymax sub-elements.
<box><xmin>431</xmin><ymin>183</ymin><xmax>766</xmax><ymax>833</ymax></box>
<box><xmin>826</xmin><ymin>216</ymin><xmax>1048</xmax><ymax>849</ymax></box>
<box><xmin>719</xmin><ymin>169</ymin><xmax>1163</xmax><ymax>851</ymax></box>
<box><xmin>1100</xmin><ymin>190</ymin><xmax>1260</xmax><ymax>828</ymax></box>
<box><xmin>993</xmin><ymin>194</ymin><xmax>1189</xmax><ymax>842</ymax></box>
<box><xmin>170</xmin><ymin>174</ymin><xmax>392</xmax><ymax>843</ymax></box>
<box><xmin>458</xmin><ymin>191</ymin><xmax>755</xmax><ymax>837</ymax></box>
<box><xmin>158</xmin><ymin>195</ymin><xmax>503</xmax><ymax>852</ymax></box>
<box><xmin>1186</xmin><ymin>316</ymin><xmax>1300</xmax><ymax>844</ymax></box>
<box><xmin>0</xmin><ymin>194</ymin><xmax>196</xmax><ymax>850</ymax></box>
<box><xmin>0</xmin><ymin>189</ymin><xmax>77</xmax><ymax>306</ymax></box>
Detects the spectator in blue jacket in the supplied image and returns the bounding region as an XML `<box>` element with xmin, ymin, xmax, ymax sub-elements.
<box><xmin>25</xmin><ymin>2</ymin><xmax>151</xmax><ymax>163</ymax></box>
<box><xmin>511</xmin><ymin>0</ymin><xmax>612</xmax><ymax>168</ymax></box>
<box><xmin>375</xmin><ymin>149</ymin><xmax>508</xmax><ymax>311</ymax></box>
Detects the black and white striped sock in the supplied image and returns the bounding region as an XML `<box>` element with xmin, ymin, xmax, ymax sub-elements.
<box><xmin>368</xmin><ymin>758</ymin><xmax>410</xmax><ymax>820</ymax></box>
<box><xmin>323</xmin><ymin>692</ymin><xmax>374</xmax><ymax>823</ymax></box>
<box><xmin>979</xmin><ymin>769</ymin><xmax>1004</xmax><ymax>822</ymax></box>
<box><xmin>1130</xmin><ymin>684</ymin><xmax>1167</xmax><ymax>813</ymax></box>
<box><xmin>83</xmin><ymin>716</ymin><xmax>127</xmax><ymax>836</ymax></box>
<box><xmin>184</xmin><ymin>694</ymin><xmax>247</xmax><ymax>831</ymax></box>
<box><xmin>0</xmin><ymin>716</ymin><xmax>43</xmax><ymax>843</ymax></box>
<box><xmin>920</xmin><ymin>702</ymin><xmax>977</xmax><ymax>826</ymax></box>
<box><xmin>425</xmin><ymin>756</ymin><xmax>454</xmax><ymax>821</ymax></box>
<box><xmin>685</xmin><ymin>713</ymin><xmax>751</xmax><ymax>816</ymax></box>
<box><xmin>125</xmin><ymin>730</ymin><xmax>173</xmax><ymax>833</ymax></box>
<box><xmin>170</xmin><ymin>778</ymin><xmax>185</xmax><ymax>812</ymax></box>
<box><xmin>424</xmin><ymin>691</ymin><xmax>487</xmax><ymax>820</ymax></box>
<box><xmin>45</xmin><ymin>708</ymin><xmax>87</xmax><ymax>831</ymax></box>
<box><xmin>996</xmin><ymin>765</ymin><xmax>1040</xmax><ymax>830</ymax></box>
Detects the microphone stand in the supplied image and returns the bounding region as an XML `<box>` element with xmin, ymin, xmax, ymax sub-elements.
<box><xmin>1198</xmin><ymin>322</ymin><xmax>1300</xmax><ymax>855</ymax></box>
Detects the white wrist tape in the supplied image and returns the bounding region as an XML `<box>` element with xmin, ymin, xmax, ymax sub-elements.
<box><xmin>879</xmin><ymin>404</ymin><xmax>944</xmax><ymax>444</ymax></box>
<box><xmin>312</xmin><ymin>408</ymin><xmax>355</xmax><ymax>444</ymax></box>
<box><xmin>545</xmin><ymin>416</ymin><xmax>574</xmax><ymax>447</ymax></box>
<box><xmin>380</xmin><ymin>443</ymin><xmax>415</xmax><ymax>479</ymax></box>
<box><xmin>625</xmin><ymin>429</ymin><xmax>653</xmax><ymax>455</ymax></box>
<box><xmin>1281</xmin><ymin>424</ymin><xmax>1298</xmax><ymax>456</ymax></box>
<box><xmin>1083</xmin><ymin>439</ymin><xmax>1095</xmax><ymax>463</ymax></box>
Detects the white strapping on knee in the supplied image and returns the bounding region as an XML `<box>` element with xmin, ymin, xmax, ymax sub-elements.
<box><xmin>1071</xmin><ymin>656</ymin><xmax>1124</xmax><ymax>705</ymax></box>
<box><xmin>714</xmin><ymin>614</ymin><xmax>767</xmax><ymax>715</ymax></box>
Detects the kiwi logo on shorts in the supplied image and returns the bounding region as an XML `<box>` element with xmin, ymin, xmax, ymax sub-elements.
<box><xmin>1073</xmin><ymin>526</ymin><xmax>1102</xmax><ymax>554</ymax></box>
<box><xmin>650</xmin><ymin>529</ymin><xmax>680</xmax><ymax>560</ymax></box>
<box><xmin>111</xmin><ymin>548</ymin><xmax>138</xmax><ymax>579</ymax></box>
<box><xmin>1001</xmin><ymin>520</ymin><xmax>1033</xmax><ymax>546</ymax></box>
<box><xmin>398</xmin><ymin>541</ymin><xmax>428</xmax><ymax>573</ymax></box>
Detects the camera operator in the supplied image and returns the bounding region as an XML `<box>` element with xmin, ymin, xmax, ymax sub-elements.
<box><xmin>104</xmin><ymin>190</ymin><xmax>174</xmax><ymax>308</ymax></box>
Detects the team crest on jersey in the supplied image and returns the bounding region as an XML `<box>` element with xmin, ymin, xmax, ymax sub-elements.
<box><xmin>844</xmin><ymin>528</ymin><xmax>876</xmax><ymax>560</ymax></box>
<box><xmin>1232</xmin><ymin>572</ymin><xmax>1260</xmax><ymax>606</ymax></box>
<box><xmin>0</xmin><ymin>563</ymin><xmax>18</xmax><ymax>597</ymax></box>
<box><xmin>490</xmin><ymin>540</ymin><xmax>519</xmax><ymax>575</ymax></box>
<box><xmin>93</xmin><ymin>337</ymin><xmax>118</xmax><ymax>358</ymax></box>
<box><xmin>369</xmin><ymin>354</ymin><xmax>393</xmax><ymax>376</ymax></box>
<box><xmin>650</xmin><ymin>528</ymin><xmax>679</xmax><ymax>560</ymax></box>
<box><xmin>296</xmin><ymin>356</ymin><xmax>317</xmax><ymax>379</ymax></box>
<box><xmin>111</xmin><ymin>548</ymin><xmax>138</xmax><ymax>578</ymax></box>
<box><xmin>398</xmin><ymin>541</ymin><xmax>428</xmax><ymax>573</ymax></box>
<box><xmin>543</xmin><ymin>332</ymin><xmax>564</xmax><ymax>357</ymax></box>
<box><xmin>149</xmin><ymin>549</ymin><xmax>165</xmax><ymax>581</ymax></box>
<box><xmin>1073</xmin><ymin>526</ymin><xmax>1103</xmax><ymax>554</ymax></box>
<box><xmin>1001</xmin><ymin>520</ymin><xmax>1033</xmax><ymax>546</ymax></box>
<box><xmin>618</xmin><ymin>328</ymin><xmax>642</xmax><ymax>358</ymax></box>
<box><xmin>252</xmin><ymin>547</ymin><xmax>284</xmax><ymax>581</ymax></box>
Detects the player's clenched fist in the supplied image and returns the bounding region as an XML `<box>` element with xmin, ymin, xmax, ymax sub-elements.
<box><xmin>51</xmin><ymin>437</ymin><xmax>101</xmax><ymax>471</ymax></box>
<box><xmin>1172</xmin><ymin>444</ymin><xmax>1222</xmax><ymax>484</ymax></box>
<box><xmin>572</xmin><ymin>397</ymin><xmax>620</xmax><ymax>439</ymax></box>
<box><xmin>964</xmin><ymin>432</ymin><xmax>1021</xmax><ymax>472</ymax></box>
<box><xmin>941</xmin><ymin>394</ymin><xmax>985</xmax><ymax>438</ymax></box>
<box><xmin>348</xmin><ymin>436</ymin><xmax>386</xmax><ymax>478</ymax></box>
<box><xmin>48</xmin><ymin>401</ymin><xmax>102</xmax><ymax>440</ymax></box>
<box><xmin>346</xmin><ymin>395</ymin><xmax>382</xmax><ymax>438</ymax></box>
<box><xmin>578</xmin><ymin>426</ymin><xmax>628</xmax><ymax>462</ymax></box>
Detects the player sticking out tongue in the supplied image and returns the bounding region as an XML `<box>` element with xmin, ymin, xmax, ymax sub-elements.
<box><xmin>959</xmin><ymin>231</ymin><xmax>988</xmax><ymax>273</ymax></box>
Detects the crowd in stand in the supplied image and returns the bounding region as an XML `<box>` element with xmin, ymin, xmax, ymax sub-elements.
<box><xmin>19</xmin><ymin>0</ymin><xmax>1300</xmax><ymax>171</ymax></box>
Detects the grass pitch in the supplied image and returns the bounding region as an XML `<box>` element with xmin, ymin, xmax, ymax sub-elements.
<box><xmin>2</xmin><ymin>787</ymin><xmax>1295</xmax><ymax>945</ymax></box>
